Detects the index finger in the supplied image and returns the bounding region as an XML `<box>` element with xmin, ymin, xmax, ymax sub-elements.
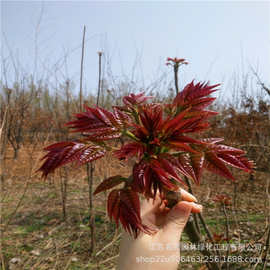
<box><xmin>179</xmin><ymin>188</ymin><xmax>198</xmax><ymax>202</ymax></box>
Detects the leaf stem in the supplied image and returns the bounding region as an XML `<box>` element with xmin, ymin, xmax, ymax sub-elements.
<box><xmin>174</xmin><ymin>64</ymin><xmax>179</xmax><ymax>95</ymax></box>
<box><xmin>124</xmin><ymin>130</ymin><xmax>139</xmax><ymax>142</ymax></box>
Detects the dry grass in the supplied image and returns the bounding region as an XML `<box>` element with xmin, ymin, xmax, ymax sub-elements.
<box><xmin>1</xmin><ymin>145</ymin><xmax>269</xmax><ymax>269</ymax></box>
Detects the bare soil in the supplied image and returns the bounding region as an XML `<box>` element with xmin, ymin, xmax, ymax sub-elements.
<box><xmin>1</xmin><ymin>145</ymin><xmax>269</xmax><ymax>269</ymax></box>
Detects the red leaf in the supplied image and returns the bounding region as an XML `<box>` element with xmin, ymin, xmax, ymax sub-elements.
<box><xmin>214</xmin><ymin>145</ymin><xmax>245</xmax><ymax>155</ymax></box>
<box><xmin>95</xmin><ymin>107</ymin><xmax>119</xmax><ymax>126</ymax></box>
<box><xmin>173</xmin><ymin>81</ymin><xmax>219</xmax><ymax>108</ymax></box>
<box><xmin>84</xmin><ymin>131</ymin><xmax>121</xmax><ymax>142</ymax></box>
<box><xmin>39</xmin><ymin>142</ymin><xmax>105</xmax><ymax>178</ymax></box>
<box><xmin>204</xmin><ymin>152</ymin><xmax>235</xmax><ymax>181</ymax></box>
<box><xmin>107</xmin><ymin>189</ymin><xmax>121</xmax><ymax>224</ymax></box>
<box><xmin>133</xmin><ymin>124</ymin><xmax>150</xmax><ymax>138</ymax></box>
<box><xmin>168</xmin><ymin>135</ymin><xmax>203</xmax><ymax>144</ymax></box>
<box><xmin>150</xmin><ymin>159</ymin><xmax>179</xmax><ymax>191</ymax></box>
<box><xmin>178</xmin><ymin>154</ymin><xmax>197</xmax><ymax>182</ymax></box>
<box><xmin>189</xmin><ymin>153</ymin><xmax>205</xmax><ymax>184</ymax></box>
<box><xmin>118</xmin><ymin>203</ymin><xmax>154</xmax><ymax>238</ymax></box>
<box><xmin>201</xmin><ymin>140</ymin><xmax>253</xmax><ymax>174</ymax></box>
<box><xmin>187</xmin><ymin>110</ymin><xmax>219</xmax><ymax>119</ymax></box>
<box><xmin>133</xmin><ymin>160</ymin><xmax>174</xmax><ymax>198</ymax></box>
<box><xmin>166</xmin><ymin>115</ymin><xmax>207</xmax><ymax>134</ymax></box>
<box><xmin>237</xmin><ymin>156</ymin><xmax>255</xmax><ymax>171</ymax></box>
<box><xmin>212</xmin><ymin>233</ymin><xmax>225</xmax><ymax>242</ymax></box>
<box><xmin>120</xmin><ymin>189</ymin><xmax>141</xmax><ymax>219</ymax></box>
<box><xmin>76</xmin><ymin>145</ymin><xmax>106</xmax><ymax>165</ymax></box>
<box><xmin>190</xmin><ymin>97</ymin><xmax>216</xmax><ymax>110</ymax></box>
<box><xmin>158</xmin><ymin>156</ymin><xmax>185</xmax><ymax>186</ymax></box>
<box><xmin>123</xmin><ymin>92</ymin><xmax>152</xmax><ymax>107</ymax></box>
<box><xmin>201</xmin><ymin>138</ymin><xmax>224</xmax><ymax>144</ymax></box>
<box><xmin>168</xmin><ymin>141</ymin><xmax>198</xmax><ymax>154</ymax></box>
<box><xmin>67</xmin><ymin>106</ymin><xmax>122</xmax><ymax>136</ymax></box>
<box><xmin>162</xmin><ymin>108</ymin><xmax>189</xmax><ymax>133</ymax></box>
<box><xmin>113</xmin><ymin>106</ymin><xmax>132</xmax><ymax>125</ymax></box>
<box><xmin>218</xmin><ymin>154</ymin><xmax>253</xmax><ymax>172</ymax></box>
<box><xmin>166</xmin><ymin>57</ymin><xmax>187</xmax><ymax>64</ymax></box>
<box><xmin>139</xmin><ymin>104</ymin><xmax>163</xmax><ymax>132</ymax></box>
<box><xmin>94</xmin><ymin>176</ymin><xmax>126</xmax><ymax>195</ymax></box>
<box><xmin>213</xmin><ymin>194</ymin><xmax>232</xmax><ymax>205</ymax></box>
<box><xmin>114</xmin><ymin>142</ymin><xmax>146</xmax><ymax>161</ymax></box>
<box><xmin>132</xmin><ymin>160</ymin><xmax>148</xmax><ymax>193</ymax></box>
<box><xmin>107</xmin><ymin>188</ymin><xmax>155</xmax><ymax>238</ymax></box>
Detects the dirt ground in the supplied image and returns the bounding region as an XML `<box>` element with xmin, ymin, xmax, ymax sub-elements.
<box><xmin>1</xmin><ymin>145</ymin><xmax>269</xmax><ymax>269</ymax></box>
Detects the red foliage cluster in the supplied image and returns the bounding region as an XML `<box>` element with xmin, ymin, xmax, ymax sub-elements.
<box><xmin>39</xmin><ymin>81</ymin><xmax>254</xmax><ymax>238</ymax></box>
<box><xmin>212</xmin><ymin>233</ymin><xmax>231</xmax><ymax>243</ymax></box>
<box><xmin>166</xmin><ymin>57</ymin><xmax>188</xmax><ymax>66</ymax></box>
<box><xmin>212</xmin><ymin>194</ymin><xmax>232</xmax><ymax>206</ymax></box>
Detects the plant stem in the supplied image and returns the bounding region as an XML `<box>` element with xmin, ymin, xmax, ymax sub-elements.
<box><xmin>184</xmin><ymin>176</ymin><xmax>201</xmax><ymax>233</ymax></box>
<box><xmin>124</xmin><ymin>130</ymin><xmax>139</xmax><ymax>142</ymax></box>
<box><xmin>60</xmin><ymin>168</ymin><xmax>68</xmax><ymax>220</ymax></box>
<box><xmin>222</xmin><ymin>204</ymin><xmax>230</xmax><ymax>270</ymax></box>
<box><xmin>78</xmin><ymin>25</ymin><xmax>96</xmax><ymax>254</ymax></box>
<box><xmin>262</xmin><ymin>224</ymin><xmax>270</xmax><ymax>270</ymax></box>
<box><xmin>184</xmin><ymin>216</ymin><xmax>220</xmax><ymax>270</ymax></box>
<box><xmin>97</xmin><ymin>52</ymin><xmax>102</xmax><ymax>107</ymax></box>
<box><xmin>171</xmin><ymin>59</ymin><xmax>220</xmax><ymax>270</ymax></box>
<box><xmin>79</xmin><ymin>26</ymin><xmax>86</xmax><ymax>111</ymax></box>
<box><xmin>262</xmin><ymin>177</ymin><xmax>270</xmax><ymax>270</ymax></box>
<box><xmin>88</xmin><ymin>48</ymin><xmax>103</xmax><ymax>255</ymax></box>
<box><xmin>174</xmin><ymin>64</ymin><xmax>179</xmax><ymax>95</ymax></box>
<box><xmin>88</xmin><ymin>163</ymin><xmax>96</xmax><ymax>254</ymax></box>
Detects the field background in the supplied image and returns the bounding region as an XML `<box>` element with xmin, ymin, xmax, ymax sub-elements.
<box><xmin>1</xmin><ymin>73</ymin><xmax>270</xmax><ymax>270</ymax></box>
<box><xmin>1</xmin><ymin>2</ymin><xmax>270</xmax><ymax>269</ymax></box>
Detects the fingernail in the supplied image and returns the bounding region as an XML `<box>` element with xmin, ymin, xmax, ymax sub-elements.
<box><xmin>191</xmin><ymin>203</ymin><xmax>203</xmax><ymax>213</ymax></box>
<box><xmin>190</xmin><ymin>193</ymin><xmax>198</xmax><ymax>203</ymax></box>
<box><xmin>180</xmin><ymin>189</ymin><xmax>198</xmax><ymax>202</ymax></box>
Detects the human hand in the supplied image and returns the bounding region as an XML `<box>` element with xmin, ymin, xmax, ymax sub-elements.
<box><xmin>116</xmin><ymin>189</ymin><xmax>202</xmax><ymax>270</ymax></box>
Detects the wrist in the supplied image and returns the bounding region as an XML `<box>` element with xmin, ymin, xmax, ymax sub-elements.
<box><xmin>116</xmin><ymin>232</ymin><xmax>180</xmax><ymax>270</ymax></box>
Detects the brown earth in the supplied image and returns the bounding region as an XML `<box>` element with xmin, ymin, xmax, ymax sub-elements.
<box><xmin>1</xmin><ymin>144</ymin><xmax>269</xmax><ymax>269</ymax></box>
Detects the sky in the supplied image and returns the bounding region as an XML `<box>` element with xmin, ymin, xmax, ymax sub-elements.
<box><xmin>1</xmin><ymin>1</ymin><xmax>270</xmax><ymax>99</ymax></box>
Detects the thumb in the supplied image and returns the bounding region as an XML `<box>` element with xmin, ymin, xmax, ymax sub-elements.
<box><xmin>162</xmin><ymin>201</ymin><xmax>193</xmax><ymax>238</ymax></box>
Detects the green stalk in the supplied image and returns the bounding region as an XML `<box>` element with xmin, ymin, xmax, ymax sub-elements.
<box><xmin>124</xmin><ymin>130</ymin><xmax>140</xmax><ymax>142</ymax></box>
